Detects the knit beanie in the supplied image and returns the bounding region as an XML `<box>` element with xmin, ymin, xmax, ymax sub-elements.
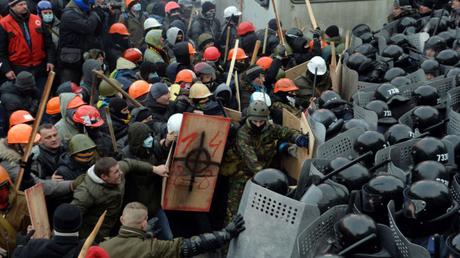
<box><xmin>131</xmin><ymin>107</ymin><xmax>151</xmax><ymax>122</ymax></box>
<box><xmin>86</xmin><ymin>246</ymin><xmax>110</xmax><ymax>258</ymax></box>
<box><xmin>9</xmin><ymin>0</ymin><xmax>25</xmax><ymax>7</ymax></box>
<box><xmin>150</xmin><ymin>82</ymin><xmax>169</xmax><ymax>99</ymax></box>
<box><xmin>202</xmin><ymin>2</ymin><xmax>215</xmax><ymax>14</ymax></box>
<box><xmin>245</xmin><ymin>65</ymin><xmax>264</xmax><ymax>82</ymax></box>
<box><xmin>15</xmin><ymin>71</ymin><xmax>35</xmax><ymax>90</ymax></box>
<box><xmin>109</xmin><ymin>97</ymin><xmax>128</xmax><ymax>116</ymax></box>
<box><xmin>268</xmin><ymin>19</ymin><xmax>279</xmax><ymax>32</ymax></box>
<box><xmin>53</xmin><ymin>203</ymin><xmax>82</xmax><ymax>233</ymax></box>
<box><xmin>325</xmin><ymin>25</ymin><xmax>340</xmax><ymax>38</ymax></box>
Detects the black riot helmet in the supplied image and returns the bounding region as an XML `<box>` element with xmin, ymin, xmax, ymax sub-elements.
<box><xmin>375</xmin><ymin>83</ymin><xmax>409</xmax><ymax>105</ymax></box>
<box><xmin>354</xmin><ymin>43</ymin><xmax>377</xmax><ymax>58</ymax></box>
<box><xmin>412</xmin><ymin>160</ymin><xmax>449</xmax><ymax>185</ymax></box>
<box><xmin>365</xmin><ymin>100</ymin><xmax>397</xmax><ymax>125</ymax></box>
<box><xmin>326</xmin><ymin>157</ymin><xmax>371</xmax><ymax>191</ymax></box>
<box><xmin>342</xmin><ymin>119</ymin><xmax>370</xmax><ymax>132</ymax></box>
<box><xmin>437</xmin><ymin>31</ymin><xmax>455</xmax><ymax>48</ymax></box>
<box><xmin>411</xmin><ymin>106</ymin><xmax>441</xmax><ymax>133</ymax></box>
<box><xmin>413</xmin><ymin>85</ymin><xmax>440</xmax><ymax>106</ymax></box>
<box><xmin>334</xmin><ymin>214</ymin><xmax>380</xmax><ymax>254</ymax></box>
<box><xmin>285</xmin><ymin>28</ymin><xmax>303</xmax><ymax>40</ymax></box>
<box><xmin>421</xmin><ymin>59</ymin><xmax>440</xmax><ymax>77</ymax></box>
<box><xmin>398</xmin><ymin>17</ymin><xmax>417</xmax><ymax>33</ymax></box>
<box><xmin>360</xmin><ymin>32</ymin><xmax>374</xmax><ymax>44</ymax></box>
<box><xmin>425</xmin><ymin>17</ymin><xmax>448</xmax><ymax>35</ymax></box>
<box><xmin>436</xmin><ymin>49</ymin><xmax>460</xmax><ymax>66</ymax></box>
<box><xmin>443</xmin><ymin>135</ymin><xmax>460</xmax><ymax>166</ymax></box>
<box><xmin>384</xmin><ymin>67</ymin><xmax>406</xmax><ymax>82</ymax></box>
<box><xmin>315</xmin><ymin>255</ymin><xmax>344</xmax><ymax>258</ymax></box>
<box><xmin>412</xmin><ymin>137</ymin><xmax>449</xmax><ymax>164</ymax></box>
<box><xmin>362</xmin><ymin>174</ymin><xmax>405</xmax><ymax>214</ymax></box>
<box><xmin>447</xmin><ymin>68</ymin><xmax>460</xmax><ymax>87</ymax></box>
<box><xmin>390</xmin><ymin>76</ymin><xmax>411</xmax><ymax>88</ymax></box>
<box><xmin>252</xmin><ymin>168</ymin><xmax>289</xmax><ymax>195</ymax></box>
<box><xmin>318</xmin><ymin>90</ymin><xmax>346</xmax><ymax>109</ymax></box>
<box><xmin>425</xmin><ymin>36</ymin><xmax>447</xmax><ymax>53</ymax></box>
<box><xmin>352</xmin><ymin>24</ymin><xmax>371</xmax><ymax>38</ymax></box>
<box><xmin>403</xmin><ymin>180</ymin><xmax>451</xmax><ymax>221</ymax></box>
<box><xmin>447</xmin><ymin>233</ymin><xmax>460</xmax><ymax>258</ymax></box>
<box><xmin>385</xmin><ymin>123</ymin><xmax>414</xmax><ymax>145</ymax></box>
<box><xmin>382</xmin><ymin>45</ymin><xmax>404</xmax><ymax>62</ymax></box>
<box><xmin>389</xmin><ymin>33</ymin><xmax>408</xmax><ymax>48</ymax></box>
<box><xmin>316</xmin><ymin>182</ymin><xmax>349</xmax><ymax>213</ymax></box>
<box><xmin>347</xmin><ymin>53</ymin><xmax>373</xmax><ymax>73</ymax></box>
<box><xmin>354</xmin><ymin>131</ymin><xmax>387</xmax><ymax>156</ymax></box>
<box><xmin>311</xmin><ymin>109</ymin><xmax>344</xmax><ymax>137</ymax></box>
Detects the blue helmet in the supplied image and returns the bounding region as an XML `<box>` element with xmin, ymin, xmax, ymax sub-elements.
<box><xmin>37</xmin><ymin>0</ymin><xmax>52</xmax><ymax>13</ymax></box>
<box><xmin>74</xmin><ymin>0</ymin><xmax>95</xmax><ymax>13</ymax></box>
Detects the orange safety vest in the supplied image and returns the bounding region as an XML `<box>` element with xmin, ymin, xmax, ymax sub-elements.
<box><xmin>0</xmin><ymin>14</ymin><xmax>46</xmax><ymax>67</ymax></box>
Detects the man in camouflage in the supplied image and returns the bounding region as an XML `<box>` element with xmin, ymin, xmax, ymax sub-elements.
<box><xmin>222</xmin><ymin>101</ymin><xmax>309</xmax><ymax>222</ymax></box>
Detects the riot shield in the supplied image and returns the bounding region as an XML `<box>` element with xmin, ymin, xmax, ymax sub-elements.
<box><xmin>294</xmin><ymin>205</ymin><xmax>348</xmax><ymax>258</ymax></box>
<box><xmin>341</xmin><ymin>56</ymin><xmax>359</xmax><ymax>101</ymax></box>
<box><xmin>227</xmin><ymin>181</ymin><xmax>321</xmax><ymax>258</ymax></box>
<box><xmin>387</xmin><ymin>201</ymin><xmax>431</xmax><ymax>258</ymax></box>
<box><xmin>353</xmin><ymin>104</ymin><xmax>378</xmax><ymax>131</ymax></box>
<box><xmin>406</xmin><ymin>32</ymin><xmax>430</xmax><ymax>53</ymax></box>
<box><xmin>315</xmin><ymin>127</ymin><xmax>365</xmax><ymax>160</ymax></box>
<box><xmin>450</xmin><ymin>174</ymin><xmax>460</xmax><ymax>204</ymax></box>
<box><xmin>352</xmin><ymin>90</ymin><xmax>375</xmax><ymax>107</ymax></box>
<box><xmin>447</xmin><ymin>87</ymin><xmax>460</xmax><ymax>135</ymax></box>
<box><xmin>357</xmin><ymin>81</ymin><xmax>381</xmax><ymax>92</ymax></box>
<box><xmin>389</xmin><ymin>138</ymin><xmax>419</xmax><ymax>171</ymax></box>
<box><xmin>398</xmin><ymin>108</ymin><xmax>414</xmax><ymax>128</ymax></box>
<box><xmin>427</xmin><ymin>76</ymin><xmax>456</xmax><ymax>101</ymax></box>
<box><xmin>307</xmin><ymin>114</ymin><xmax>326</xmax><ymax>150</ymax></box>
<box><xmin>406</xmin><ymin>69</ymin><xmax>426</xmax><ymax>84</ymax></box>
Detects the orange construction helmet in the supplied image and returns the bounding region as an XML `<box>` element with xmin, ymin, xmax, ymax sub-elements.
<box><xmin>256</xmin><ymin>56</ymin><xmax>273</xmax><ymax>71</ymax></box>
<box><xmin>203</xmin><ymin>46</ymin><xmax>221</xmax><ymax>61</ymax></box>
<box><xmin>274</xmin><ymin>78</ymin><xmax>299</xmax><ymax>93</ymax></box>
<box><xmin>0</xmin><ymin>165</ymin><xmax>12</xmax><ymax>187</ymax></box>
<box><xmin>67</xmin><ymin>95</ymin><xmax>86</xmax><ymax>109</ymax></box>
<box><xmin>175</xmin><ymin>69</ymin><xmax>196</xmax><ymax>83</ymax></box>
<box><xmin>227</xmin><ymin>48</ymin><xmax>248</xmax><ymax>61</ymax></box>
<box><xmin>109</xmin><ymin>23</ymin><xmax>130</xmax><ymax>36</ymax></box>
<box><xmin>188</xmin><ymin>43</ymin><xmax>197</xmax><ymax>55</ymax></box>
<box><xmin>9</xmin><ymin>110</ymin><xmax>35</xmax><ymax>128</ymax></box>
<box><xmin>129</xmin><ymin>80</ymin><xmax>151</xmax><ymax>99</ymax></box>
<box><xmin>123</xmin><ymin>48</ymin><xmax>143</xmax><ymax>63</ymax></box>
<box><xmin>125</xmin><ymin>0</ymin><xmax>138</xmax><ymax>9</ymax></box>
<box><xmin>46</xmin><ymin>96</ymin><xmax>60</xmax><ymax>115</ymax></box>
<box><xmin>7</xmin><ymin>124</ymin><xmax>41</xmax><ymax>145</ymax></box>
<box><xmin>237</xmin><ymin>21</ymin><xmax>256</xmax><ymax>37</ymax></box>
<box><xmin>165</xmin><ymin>1</ymin><xmax>180</xmax><ymax>13</ymax></box>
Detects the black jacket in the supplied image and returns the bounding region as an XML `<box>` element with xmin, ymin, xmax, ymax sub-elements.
<box><xmin>189</xmin><ymin>14</ymin><xmax>221</xmax><ymax>43</ymax></box>
<box><xmin>0</xmin><ymin>81</ymin><xmax>39</xmax><ymax>114</ymax></box>
<box><xmin>55</xmin><ymin>152</ymin><xmax>92</xmax><ymax>180</ymax></box>
<box><xmin>31</xmin><ymin>145</ymin><xmax>65</xmax><ymax>179</ymax></box>
<box><xmin>13</xmin><ymin>235</ymin><xmax>83</xmax><ymax>258</ymax></box>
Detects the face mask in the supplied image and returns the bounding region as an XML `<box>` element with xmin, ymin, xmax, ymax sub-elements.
<box><xmin>42</xmin><ymin>13</ymin><xmax>53</xmax><ymax>23</ymax></box>
<box><xmin>143</xmin><ymin>135</ymin><xmax>154</xmax><ymax>148</ymax></box>
<box><xmin>132</xmin><ymin>3</ymin><xmax>141</xmax><ymax>12</ymax></box>
<box><xmin>148</xmin><ymin>72</ymin><xmax>160</xmax><ymax>83</ymax></box>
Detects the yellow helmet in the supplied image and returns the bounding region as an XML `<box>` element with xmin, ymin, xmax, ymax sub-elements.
<box><xmin>189</xmin><ymin>83</ymin><xmax>212</xmax><ymax>99</ymax></box>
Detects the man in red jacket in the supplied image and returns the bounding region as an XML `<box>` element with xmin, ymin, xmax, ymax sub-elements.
<box><xmin>0</xmin><ymin>0</ymin><xmax>54</xmax><ymax>89</ymax></box>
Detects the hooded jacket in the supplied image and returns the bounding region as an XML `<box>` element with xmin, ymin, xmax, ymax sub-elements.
<box><xmin>121</xmin><ymin>123</ymin><xmax>167</xmax><ymax>216</ymax></box>
<box><xmin>119</xmin><ymin>10</ymin><xmax>146</xmax><ymax>49</ymax></box>
<box><xmin>56</xmin><ymin>152</ymin><xmax>93</xmax><ymax>180</ymax></box>
<box><xmin>173</xmin><ymin>41</ymin><xmax>192</xmax><ymax>70</ymax></box>
<box><xmin>189</xmin><ymin>13</ymin><xmax>221</xmax><ymax>43</ymax></box>
<box><xmin>31</xmin><ymin>144</ymin><xmax>66</xmax><ymax>179</ymax></box>
<box><xmin>71</xmin><ymin>159</ymin><xmax>154</xmax><ymax>238</ymax></box>
<box><xmin>112</xmin><ymin>57</ymin><xmax>139</xmax><ymax>90</ymax></box>
<box><xmin>0</xmin><ymin>80</ymin><xmax>39</xmax><ymax>114</ymax></box>
<box><xmin>80</xmin><ymin>59</ymin><xmax>101</xmax><ymax>92</ymax></box>
<box><xmin>54</xmin><ymin>93</ymin><xmax>80</xmax><ymax>145</ymax></box>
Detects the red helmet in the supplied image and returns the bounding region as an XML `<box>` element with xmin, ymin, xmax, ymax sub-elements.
<box><xmin>237</xmin><ymin>21</ymin><xmax>256</xmax><ymax>37</ymax></box>
<box><xmin>72</xmin><ymin>105</ymin><xmax>104</xmax><ymax>127</ymax></box>
<box><xmin>123</xmin><ymin>48</ymin><xmax>143</xmax><ymax>63</ymax></box>
<box><xmin>203</xmin><ymin>46</ymin><xmax>221</xmax><ymax>62</ymax></box>
<box><xmin>165</xmin><ymin>1</ymin><xmax>180</xmax><ymax>13</ymax></box>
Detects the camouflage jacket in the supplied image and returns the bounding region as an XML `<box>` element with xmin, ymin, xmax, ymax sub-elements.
<box><xmin>234</xmin><ymin>122</ymin><xmax>301</xmax><ymax>176</ymax></box>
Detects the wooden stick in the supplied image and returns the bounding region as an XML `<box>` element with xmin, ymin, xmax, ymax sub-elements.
<box><xmin>15</xmin><ymin>71</ymin><xmax>55</xmax><ymax>191</ymax></box>
<box><xmin>77</xmin><ymin>210</ymin><xmax>107</xmax><ymax>258</ymax></box>
<box><xmin>103</xmin><ymin>107</ymin><xmax>119</xmax><ymax>153</ymax></box>
<box><xmin>304</xmin><ymin>0</ymin><xmax>318</xmax><ymax>29</ymax></box>
<box><xmin>223</xmin><ymin>26</ymin><xmax>231</xmax><ymax>65</ymax></box>
<box><xmin>262</xmin><ymin>26</ymin><xmax>269</xmax><ymax>55</ymax></box>
<box><xmin>345</xmin><ymin>31</ymin><xmax>350</xmax><ymax>49</ymax></box>
<box><xmin>234</xmin><ymin>71</ymin><xmax>241</xmax><ymax>112</ymax></box>
<box><xmin>330</xmin><ymin>41</ymin><xmax>337</xmax><ymax>67</ymax></box>
<box><xmin>225</xmin><ymin>39</ymin><xmax>240</xmax><ymax>87</ymax></box>
<box><xmin>187</xmin><ymin>7</ymin><xmax>195</xmax><ymax>33</ymax></box>
<box><xmin>89</xmin><ymin>73</ymin><xmax>98</xmax><ymax>107</ymax></box>
<box><xmin>270</xmin><ymin>0</ymin><xmax>285</xmax><ymax>46</ymax></box>
<box><xmin>92</xmin><ymin>70</ymin><xmax>143</xmax><ymax>108</ymax></box>
<box><xmin>250</xmin><ymin>40</ymin><xmax>261</xmax><ymax>65</ymax></box>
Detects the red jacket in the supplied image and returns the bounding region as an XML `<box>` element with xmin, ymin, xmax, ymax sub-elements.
<box><xmin>0</xmin><ymin>13</ymin><xmax>46</xmax><ymax>67</ymax></box>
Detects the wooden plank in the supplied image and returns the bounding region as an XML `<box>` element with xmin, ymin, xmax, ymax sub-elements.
<box><xmin>162</xmin><ymin>113</ymin><xmax>231</xmax><ymax>212</ymax></box>
<box><xmin>224</xmin><ymin>107</ymin><xmax>242</xmax><ymax>122</ymax></box>
<box><xmin>25</xmin><ymin>183</ymin><xmax>50</xmax><ymax>239</ymax></box>
<box><xmin>286</xmin><ymin>61</ymin><xmax>309</xmax><ymax>81</ymax></box>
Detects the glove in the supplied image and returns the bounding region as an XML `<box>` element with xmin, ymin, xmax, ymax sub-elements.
<box><xmin>295</xmin><ymin>135</ymin><xmax>309</xmax><ymax>148</ymax></box>
<box><xmin>224</xmin><ymin>214</ymin><xmax>245</xmax><ymax>238</ymax></box>
<box><xmin>146</xmin><ymin>217</ymin><xmax>162</xmax><ymax>238</ymax></box>
<box><xmin>278</xmin><ymin>141</ymin><xmax>289</xmax><ymax>153</ymax></box>
<box><xmin>312</xmin><ymin>27</ymin><xmax>322</xmax><ymax>39</ymax></box>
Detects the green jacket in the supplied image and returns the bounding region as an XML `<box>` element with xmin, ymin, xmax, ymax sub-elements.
<box><xmin>235</xmin><ymin>121</ymin><xmax>301</xmax><ymax>176</ymax></box>
<box><xmin>71</xmin><ymin>159</ymin><xmax>153</xmax><ymax>238</ymax></box>
<box><xmin>100</xmin><ymin>226</ymin><xmax>182</xmax><ymax>258</ymax></box>
<box><xmin>120</xmin><ymin>11</ymin><xmax>146</xmax><ymax>49</ymax></box>
<box><xmin>55</xmin><ymin>93</ymin><xmax>80</xmax><ymax>145</ymax></box>
<box><xmin>294</xmin><ymin>71</ymin><xmax>332</xmax><ymax>98</ymax></box>
<box><xmin>144</xmin><ymin>48</ymin><xmax>166</xmax><ymax>64</ymax></box>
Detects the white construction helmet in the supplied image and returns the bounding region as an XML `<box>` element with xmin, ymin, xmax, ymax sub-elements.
<box><xmin>167</xmin><ymin>113</ymin><xmax>183</xmax><ymax>134</ymax></box>
<box><xmin>307</xmin><ymin>56</ymin><xmax>327</xmax><ymax>75</ymax></box>
<box><xmin>201</xmin><ymin>0</ymin><xmax>215</xmax><ymax>4</ymax></box>
<box><xmin>144</xmin><ymin>17</ymin><xmax>162</xmax><ymax>31</ymax></box>
<box><xmin>250</xmin><ymin>92</ymin><xmax>272</xmax><ymax>107</ymax></box>
<box><xmin>224</xmin><ymin>6</ymin><xmax>242</xmax><ymax>18</ymax></box>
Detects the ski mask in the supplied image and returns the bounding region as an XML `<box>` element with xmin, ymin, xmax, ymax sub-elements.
<box><xmin>143</xmin><ymin>135</ymin><xmax>154</xmax><ymax>148</ymax></box>
<box><xmin>42</xmin><ymin>13</ymin><xmax>53</xmax><ymax>23</ymax></box>
<box><xmin>132</xmin><ymin>3</ymin><xmax>141</xmax><ymax>12</ymax></box>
